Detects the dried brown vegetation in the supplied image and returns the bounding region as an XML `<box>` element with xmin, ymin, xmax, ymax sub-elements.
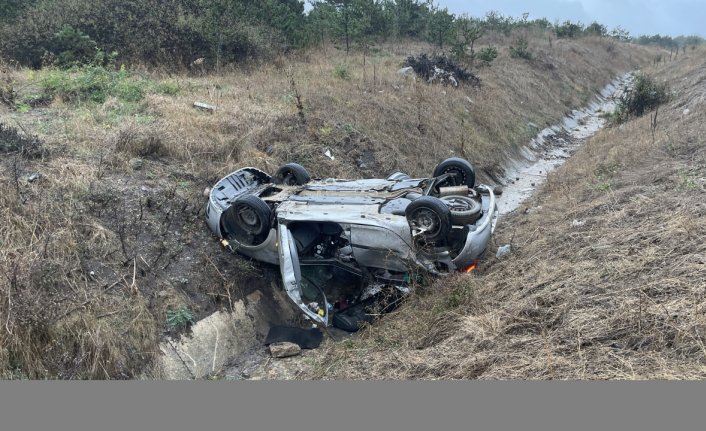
<box><xmin>0</xmin><ymin>35</ymin><xmax>657</xmax><ymax>379</ymax></box>
<box><xmin>298</xmin><ymin>48</ymin><xmax>706</xmax><ymax>380</ymax></box>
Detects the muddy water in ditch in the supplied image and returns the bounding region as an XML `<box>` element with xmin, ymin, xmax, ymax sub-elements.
<box><xmin>496</xmin><ymin>72</ymin><xmax>632</xmax><ymax>215</ymax></box>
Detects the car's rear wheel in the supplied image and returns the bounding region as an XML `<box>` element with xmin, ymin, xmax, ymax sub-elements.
<box><xmin>405</xmin><ymin>196</ymin><xmax>451</xmax><ymax>244</ymax></box>
<box><xmin>222</xmin><ymin>195</ymin><xmax>272</xmax><ymax>245</ymax></box>
<box><xmin>433</xmin><ymin>157</ymin><xmax>476</xmax><ymax>189</ymax></box>
<box><xmin>440</xmin><ymin>195</ymin><xmax>482</xmax><ymax>225</ymax></box>
<box><xmin>274</xmin><ymin>162</ymin><xmax>311</xmax><ymax>186</ymax></box>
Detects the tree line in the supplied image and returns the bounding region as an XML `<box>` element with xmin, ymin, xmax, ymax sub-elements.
<box><xmin>1</xmin><ymin>0</ymin><xmax>703</xmax><ymax>70</ymax></box>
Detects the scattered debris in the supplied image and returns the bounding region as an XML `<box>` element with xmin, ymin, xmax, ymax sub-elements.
<box><xmin>269</xmin><ymin>342</ymin><xmax>301</xmax><ymax>358</ymax></box>
<box><xmin>397</xmin><ymin>66</ymin><xmax>415</xmax><ymax>77</ymax></box>
<box><xmin>496</xmin><ymin>244</ymin><xmax>512</xmax><ymax>258</ymax></box>
<box><xmin>403</xmin><ymin>54</ymin><xmax>480</xmax><ymax>88</ymax></box>
<box><xmin>129</xmin><ymin>158</ymin><xmax>144</xmax><ymax>170</ymax></box>
<box><xmin>193</xmin><ymin>101</ymin><xmax>216</xmax><ymax>112</ymax></box>
<box><xmin>572</xmin><ymin>219</ymin><xmax>586</xmax><ymax>227</ymax></box>
<box><xmin>21</xmin><ymin>172</ymin><xmax>41</xmax><ymax>183</ymax></box>
<box><xmin>683</xmin><ymin>108</ymin><xmax>690</xmax><ymax>116</ymax></box>
<box><xmin>324</xmin><ymin>149</ymin><xmax>335</xmax><ymax>160</ymax></box>
<box><xmin>203</xmin><ymin>187</ymin><xmax>211</xmax><ymax>197</ymax></box>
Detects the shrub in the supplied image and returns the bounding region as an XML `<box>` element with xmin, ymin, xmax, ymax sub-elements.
<box><xmin>0</xmin><ymin>123</ymin><xmax>44</xmax><ymax>158</ymax></box>
<box><xmin>509</xmin><ymin>37</ymin><xmax>533</xmax><ymax>60</ymax></box>
<box><xmin>613</xmin><ymin>73</ymin><xmax>670</xmax><ymax>122</ymax></box>
<box><xmin>555</xmin><ymin>20</ymin><xmax>585</xmax><ymax>38</ymax></box>
<box><xmin>333</xmin><ymin>63</ymin><xmax>351</xmax><ymax>80</ymax></box>
<box><xmin>39</xmin><ymin>65</ymin><xmax>156</xmax><ymax>104</ymax></box>
<box><xmin>154</xmin><ymin>80</ymin><xmax>180</xmax><ymax>96</ymax></box>
<box><xmin>477</xmin><ymin>46</ymin><xmax>498</xmax><ymax>64</ymax></box>
<box><xmin>0</xmin><ymin>70</ymin><xmax>17</xmax><ymax>107</ymax></box>
<box><xmin>52</xmin><ymin>25</ymin><xmax>100</xmax><ymax>68</ymax></box>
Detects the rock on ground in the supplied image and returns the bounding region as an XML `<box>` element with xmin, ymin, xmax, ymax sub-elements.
<box><xmin>269</xmin><ymin>342</ymin><xmax>301</xmax><ymax>358</ymax></box>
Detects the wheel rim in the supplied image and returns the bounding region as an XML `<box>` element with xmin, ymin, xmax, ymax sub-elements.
<box><xmin>237</xmin><ymin>207</ymin><xmax>262</xmax><ymax>233</ymax></box>
<box><xmin>441</xmin><ymin>167</ymin><xmax>465</xmax><ymax>186</ymax></box>
<box><xmin>444</xmin><ymin>196</ymin><xmax>473</xmax><ymax>211</ymax></box>
<box><xmin>411</xmin><ymin>207</ymin><xmax>441</xmax><ymax>237</ymax></box>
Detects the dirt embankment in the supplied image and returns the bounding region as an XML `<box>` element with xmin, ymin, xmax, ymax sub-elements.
<box><xmin>281</xmin><ymin>49</ymin><xmax>706</xmax><ymax>380</ymax></box>
<box><xmin>1</xmin><ymin>35</ymin><xmax>657</xmax><ymax>379</ymax></box>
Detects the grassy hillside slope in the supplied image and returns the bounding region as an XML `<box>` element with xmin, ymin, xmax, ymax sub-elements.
<box><xmin>0</xmin><ymin>34</ymin><xmax>656</xmax><ymax>379</ymax></box>
<box><xmin>293</xmin><ymin>48</ymin><xmax>706</xmax><ymax>380</ymax></box>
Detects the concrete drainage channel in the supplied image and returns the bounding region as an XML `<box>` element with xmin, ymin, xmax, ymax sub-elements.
<box><xmin>156</xmin><ymin>72</ymin><xmax>634</xmax><ymax>380</ymax></box>
<box><xmin>156</xmin><ymin>280</ymin><xmax>301</xmax><ymax>379</ymax></box>
<box><xmin>496</xmin><ymin>72</ymin><xmax>633</xmax><ymax>215</ymax></box>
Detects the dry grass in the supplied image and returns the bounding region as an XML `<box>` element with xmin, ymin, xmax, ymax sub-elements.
<box><xmin>298</xmin><ymin>47</ymin><xmax>706</xmax><ymax>380</ymax></box>
<box><xmin>0</xmin><ymin>33</ymin><xmax>658</xmax><ymax>379</ymax></box>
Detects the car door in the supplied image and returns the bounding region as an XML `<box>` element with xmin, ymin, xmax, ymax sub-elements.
<box><xmin>277</xmin><ymin>223</ymin><xmax>328</xmax><ymax>326</ymax></box>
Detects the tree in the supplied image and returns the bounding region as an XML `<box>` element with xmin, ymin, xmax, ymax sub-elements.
<box><xmin>451</xmin><ymin>14</ymin><xmax>483</xmax><ymax>62</ymax></box>
<box><xmin>585</xmin><ymin>21</ymin><xmax>608</xmax><ymax>37</ymax></box>
<box><xmin>610</xmin><ymin>26</ymin><xmax>631</xmax><ymax>42</ymax></box>
<box><xmin>324</xmin><ymin>0</ymin><xmax>354</xmax><ymax>53</ymax></box>
<box><xmin>392</xmin><ymin>0</ymin><xmax>430</xmax><ymax>39</ymax></box>
<box><xmin>427</xmin><ymin>4</ymin><xmax>454</xmax><ymax>49</ymax></box>
<box><xmin>0</xmin><ymin>0</ymin><xmax>39</xmax><ymax>23</ymax></box>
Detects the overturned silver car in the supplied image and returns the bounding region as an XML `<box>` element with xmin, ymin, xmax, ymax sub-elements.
<box><xmin>206</xmin><ymin>158</ymin><xmax>498</xmax><ymax>329</ymax></box>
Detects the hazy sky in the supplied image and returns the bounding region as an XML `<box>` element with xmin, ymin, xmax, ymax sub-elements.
<box><xmin>438</xmin><ymin>0</ymin><xmax>706</xmax><ymax>37</ymax></box>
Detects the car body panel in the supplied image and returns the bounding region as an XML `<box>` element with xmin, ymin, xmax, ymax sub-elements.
<box><xmin>206</xmin><ymin>165</ymin><xmax>498</xmax><ymax>326</ymax></box>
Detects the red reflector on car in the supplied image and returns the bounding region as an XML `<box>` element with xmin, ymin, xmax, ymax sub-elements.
<box><xmin>462</xmin><ymin>263</ymin><xmax>477</xmax><ymax>273</ymax></box>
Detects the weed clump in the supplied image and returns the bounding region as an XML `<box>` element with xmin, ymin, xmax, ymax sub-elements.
<box><xmin>613</xmin><ymin>73</ymin><xmax>670</xmax><ymax>123</ymax></box>
<box><xmin>166</xmin><ymin>305</ymin><xmax>194</xmax><ymax>332</ymax></box>
<box><xmin>333</xmin><ymin>64</ymin><xmax>351</xmax><ymax>80</ymax></box>
<box><xmin>0</xmin><ymin>123</ymin><xmax>44</xmax><ymax>158</ymax></box>
<box><xmin>403</xmin><ymin>53</ymin><xmax>480</xmax><ymax>87</ymax></box>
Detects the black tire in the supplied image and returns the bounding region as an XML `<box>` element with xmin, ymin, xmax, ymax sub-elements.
<box><xmin>222</xmin><ymin>195</ymin><xmax>272</xmax><ymax>244</ymax></box>
<box><xmin>440</xmin><ymin>195</ymin><xmax>482</xmax><ymax>225</ymax></box>
<box><xmin>432</xmin><ymin>157</ymin><xmax>476</xmax><ymax>189</ymax></box>
<box><xmin>405</xmin><ymin>196</ymin><xmax>452</xmax><ymax>244</ymax></box>
<box><xmin>273</xmin><ymin>162</ymin><xmax>311</xmax><ymax>186</ymax></box>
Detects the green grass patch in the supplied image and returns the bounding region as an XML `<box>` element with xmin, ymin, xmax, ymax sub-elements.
<box><xmin>166</xmin><ymin>305</ymin><xmax>194</xmax><ymax>331</ymax></box>
<box><xmin>333</xmin><ymin>63</ymin><xmax>351</xmax><ymax>80</ymax></box>
<box><xmin>33</xmin><ymin>65</ymin><xmax>182</xmax><ymax>106</ymax></box>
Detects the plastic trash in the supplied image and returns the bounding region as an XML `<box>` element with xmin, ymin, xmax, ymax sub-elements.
<box><xmin>496</xmin><ymin>244</ymin><xmax>512</xmax><ymax>258</ymax></box>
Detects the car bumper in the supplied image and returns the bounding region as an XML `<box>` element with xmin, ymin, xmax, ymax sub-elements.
<box><xmin>452</xmin><ymin>186</ymin><xmax>498</xmax><ymax>269</ymax></box>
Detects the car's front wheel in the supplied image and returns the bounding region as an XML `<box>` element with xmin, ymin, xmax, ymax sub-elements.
<box><xmin>405</xmin><ymin>196</ymin><xmax>452</xmax><ymax>245</ymax></box>
<box><xmin>432</xmin><ymin>157</ymin><xmax>476</xmax><ymax>189</ymax></box>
